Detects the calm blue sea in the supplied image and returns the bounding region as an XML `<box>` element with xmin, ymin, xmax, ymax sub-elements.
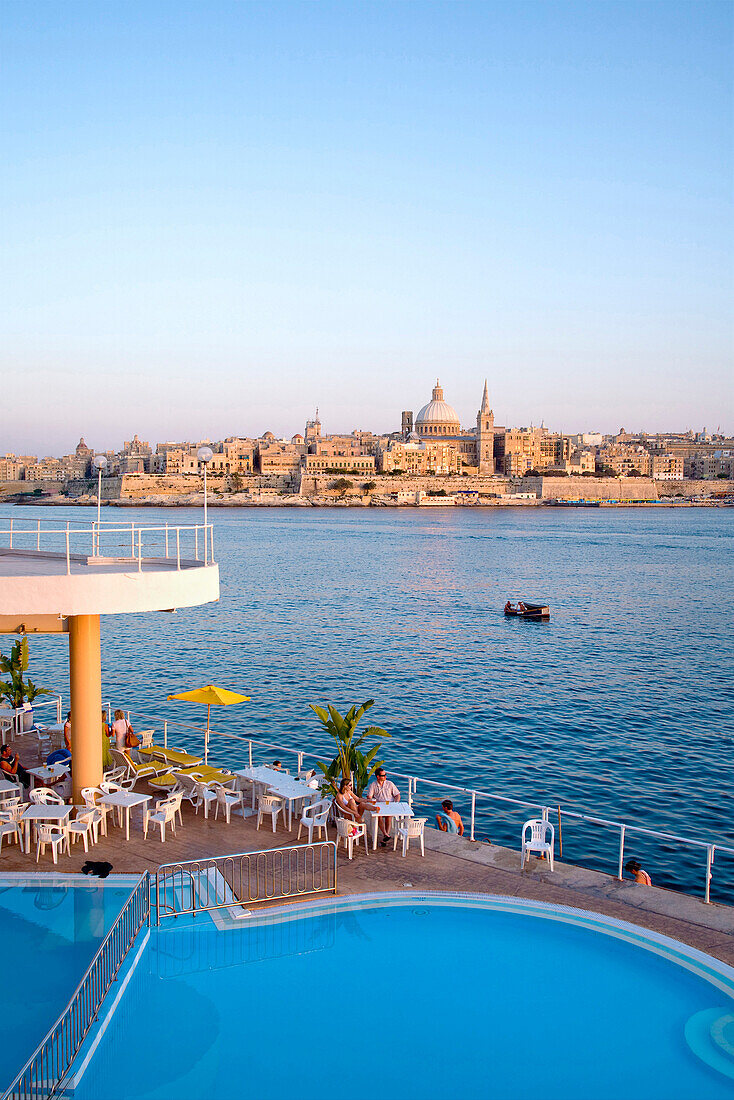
<box><xmin>3</xmin><ymin>503</ymin><xmax>733</xmax><ymax>901</ymax></box>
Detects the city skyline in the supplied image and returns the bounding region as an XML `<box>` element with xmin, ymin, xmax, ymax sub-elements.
<box><xmin>2</xmin><ymin>1</ymin><xmax>732</xmax><ymax>452</ymax></box>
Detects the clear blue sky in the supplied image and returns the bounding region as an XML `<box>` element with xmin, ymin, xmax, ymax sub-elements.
<box><xmin>2</xmin><ymin>0</ymin><xmax>732</xmax><ymax>453</ymax></box>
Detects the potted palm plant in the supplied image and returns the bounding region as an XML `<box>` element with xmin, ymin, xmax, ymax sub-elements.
<box><xmin>0</xmin><ymin>637</ymin><xmax>53</xmax><ymax>731</ymax></box>
<box><xmin>311</xmin><ymin>699</ymin><xmax>390</xmax><ymax>796</ymax></box>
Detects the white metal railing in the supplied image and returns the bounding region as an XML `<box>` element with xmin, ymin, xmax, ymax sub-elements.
<box><xmin>1</xmin><ymin>873</ymin><xmax>150</xmax><ymax>1100</ymax></box>
<box><xmin>155</xmin><ymin>842</ymin><xmax>337</xmax><ymax>924</ymax></box>
<box><xmin>133</xmin><ymin>714</ymin><xmax>734</xmax><ymax>905</ymax></box>
<box><xmin>0</xmin><ymin>519</ymin><xmax>215</xmax><ymax>573</ymax></box>
<box><xmin>1</xmin><ymin>694</ymin><xmax>63</xmax><ymax>739</ymax></box>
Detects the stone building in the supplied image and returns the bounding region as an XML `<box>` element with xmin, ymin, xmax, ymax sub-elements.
<box><xmin>408</xmin><ymin>380</ymin><xmax>495</xmax><ymax>472</ymax></box>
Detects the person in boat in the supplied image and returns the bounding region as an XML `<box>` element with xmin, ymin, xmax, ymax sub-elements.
<box><xmin>517</xmin><ymin>601</ymin><xmax>527</xmax><ymax>613</ymax></box>
<box><xmin>504</xmin><ymin>600</ymin><xmax>513</xmax><ymax>613</ymax></box>
<box><xmin>436</xmin><ymin>799</ymin><xmax>464</xmax><ymax>836</ymax></box>
<box><xmin>625</xmin><ymin>859</ymin><xmax>652</xmax><ymax>885</ymax></box>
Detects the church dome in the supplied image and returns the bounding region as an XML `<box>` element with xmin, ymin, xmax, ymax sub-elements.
<box><xmin>415</xmin><ymin>381</ymin><xmax>461</xmax><ymax>429</ymax></box>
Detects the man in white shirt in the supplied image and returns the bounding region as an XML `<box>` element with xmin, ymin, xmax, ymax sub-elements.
<box><xmin>365</xmin><ymin>768</ymin><xmax>401</xmax><ymax>845</ymax></box>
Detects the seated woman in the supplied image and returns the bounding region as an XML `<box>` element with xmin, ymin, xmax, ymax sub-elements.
<box><xmin>63</xmin><ymin>711</ymin><xmax>72</xmax><ymax>751</ymax></box>
<box><xmin>333</xmin><ymin>778</ymin><xmax>378</xmax><ymax>822</ymax></box>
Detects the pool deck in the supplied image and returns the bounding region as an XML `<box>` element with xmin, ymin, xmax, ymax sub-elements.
<box><xmin>4</xmin><ymin>737</ymin><xmax>733</xmax><ymax>966</ymax></box>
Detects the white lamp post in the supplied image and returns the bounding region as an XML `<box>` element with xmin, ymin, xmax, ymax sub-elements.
<box><xmin>197</xmin><ymin>446</ymin><xmax>214</xmax><ymax>563</ymax></box>
<box><xmin>92</xmin><ymin>454</ymin><xmax>108</xmax><ymax>555</ymax></box>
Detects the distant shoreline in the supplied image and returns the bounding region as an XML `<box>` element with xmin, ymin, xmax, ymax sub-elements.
<box><xmin>2</xmin><ymin>495</ymin><xmax>731</xmax><ymax>510</ymax></box>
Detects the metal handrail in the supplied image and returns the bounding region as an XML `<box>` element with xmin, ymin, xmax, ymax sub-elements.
<box><xmin>134</xmin><ymin>713</ymin><xmax>734</xmax><ymax>902</ymax></box>
<box><xmin>1</xmin><ymin>872</ymin><xmax>150</xmax><ymax>1100</ymax></box>
<box><xmin>0</xmin><ymin>520</ymin><xmax>215</xmax><ymax>572</ymax></box>
<box><xmin>155</xmin><ymin>842</ymin><xmax>337</xmax><ymax>924</ymax></box>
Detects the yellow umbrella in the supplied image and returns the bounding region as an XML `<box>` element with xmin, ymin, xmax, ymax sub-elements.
<box><xmin>167</xmin><ymin>684</ymin><xmax>250</xmax><ymax>764</ymax></box>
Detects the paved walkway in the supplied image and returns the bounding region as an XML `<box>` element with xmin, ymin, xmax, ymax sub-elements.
<box><xmin>3</xmin><ymin>733</ymin><xmax>732</xmax><ymax>965</ymax></box>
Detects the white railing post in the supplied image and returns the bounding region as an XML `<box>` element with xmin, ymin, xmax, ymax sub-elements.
<box><xmin>65</xmin><ymin>526</ymin><xmax>71</xmax><ymax>575</ymax></box>
<box><xmin>163</xmin><ymin>720</ymin><xmax>168</xmax><ymax>748</ymax></box>
<box><xmin>617</xmin><ymin>824</ymin><xmax>626</xmax><ymax>880</ymax></box>
<box><xmin>36</xmin><ymin>519</ymin><xmax>41</xmax><ymax>551</ymax></box>
<box><xmin>130</xmin><ymin>523</ymin><xmax>135</xmax><ymax>557</ymax></box>
<box><xmin>176</xmin><ymin>529</ymin><xmax>181</xmax><ymax>570</ymax></box>
<box><xmin>470</xmin><ymin>790</ymin><xmax>476</xmax><ymax>840</ymax></box>
<box><xmin>297</xmin><ymin>751</ymin><xmax>304</xmax><ymax>772</ymax></box>
<box><xmin>195</xmin><ymin>526</ymin><xmax>199</xmax><ymax>561</ymax></box>
<box><xmin>248</xmin><ymin>741</ymin><xmax>253</xmax><ymax>767</ymax></box>
<box><xmin>408</xmin><ymin>777</ymin><xmax>414</xmax><ymax>807</ymax></box>
<box><xmin>705</xmin><ymin>845</ymin><xmax>714</xmax><ymax>903</ymax></box>
<box><xmin>9</xmin><ymin>517</ymin><xmax>13</xmax><ymax>548</ymax></box>
<box><xmin>137</xmin><ymin>528</ymin><xmax>142</xmax><ymax>571</ymax></box>
<box><xmin>165</xmin><ymin>523</ymin><xmax>169</xmax><ymax>558</ymax></box>
<box><xmin>56</xmin><ymin>695</ymin><xmax>62</xmax><ymax>723</ymax></box>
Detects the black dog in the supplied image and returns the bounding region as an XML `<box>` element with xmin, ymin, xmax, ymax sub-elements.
<box><xmin>82</xmin><ymin>860</ymin><xmax>114</xmax><ymax>879</ymax></box>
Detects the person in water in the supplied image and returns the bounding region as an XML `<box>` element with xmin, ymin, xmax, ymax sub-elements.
<box><xmin>625</xmin><ymin>859</ymin><xmax>652</xmax><ymax>885</ymax></box>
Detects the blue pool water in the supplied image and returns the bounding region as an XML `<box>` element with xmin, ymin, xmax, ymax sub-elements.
<box><xmin>4</xmin><ymin>503</ymin><xmax>733</xmax><ymax>900</ymax></box>
<box><xmin>0</xmin><ymin>876</ymin><xmax>135</xmax><ymax>1089</ymax></box>
<box><xmin>74</xmin><ymin>896</ymin><xmax>734</xmax><ymax>1100</ymax></box>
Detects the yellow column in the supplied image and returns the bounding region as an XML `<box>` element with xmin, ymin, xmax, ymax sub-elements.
<box><xmin>68</xmin><ymin>614</ymin><xmax>103</xmax><ymax>804</ymax></box>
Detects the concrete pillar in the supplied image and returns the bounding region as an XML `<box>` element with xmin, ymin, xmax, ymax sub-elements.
<box><xmin>68</xmin><ymin>614</ymin><xmax>103</xmax><ymax>804</ymax></box>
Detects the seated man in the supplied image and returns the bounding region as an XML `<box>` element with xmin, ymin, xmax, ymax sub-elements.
<box><xmin>436</xmin><ymin>799</ymin><xmax>464</xmax><ymax>835</ymax></box>
<box><xmin>365</xmin><ymin>768</ymin><xmax>401</xmax><ymax>845</ymax></box>
<box><xmin>0</xmin><ymin>744</ymin><xmax>31</xmax><ymax>788</ymax></box>
<box><xmin>625</xmin><ymin>859</ymin><xmax>652</xmax><ymax>885</ymax></box>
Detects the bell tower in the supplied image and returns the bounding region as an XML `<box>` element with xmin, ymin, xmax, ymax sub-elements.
<box><xmin>476</xmin><ymin>380</ymin><xmax>494</xmax><ymax>474</ymax></box>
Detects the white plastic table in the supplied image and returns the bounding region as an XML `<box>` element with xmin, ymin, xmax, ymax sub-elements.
<box><xmin>21</xmin><ymin>803</ymin><xmax>71</xmax><ymax>850</ymax></box>
<box><xmin>235</xmin><ymin>767</ymin><xmax>317</xmax><ymax>828</ymax></box>
<box><xmin>366</xmin><ymin>801</ymin><xmax>414</xmax><ymax>850</ymax></box>
<box><xmin>0</xmin><ymin>779</ymin><xmax>22</xmax><ymax>801</ymax></box>
<box><xmin>27</xmin><ymin>763</ymin><xmax>68</xmax><ymax>789</ymax></box>
<box><xmin>100</xmin><ymin>791</ymin><xmax>152</xmax><ymax>841</ymax></box>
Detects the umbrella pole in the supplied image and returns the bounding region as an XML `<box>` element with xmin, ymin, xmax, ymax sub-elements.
<box><xmin>205</xmin><ymin>703</ymin><xmax>210</xmax><ymax>765</ymax></box>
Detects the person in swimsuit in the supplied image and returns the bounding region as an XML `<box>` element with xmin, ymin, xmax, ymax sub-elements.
<box><xmin>625</xmin><ymin>859</ymin><xmax>652</xmax><ymax>885</ymax></box>
<box><xmin>334</xmin><ymin>778</ymin><xmax>377</xmax><ymax>823</ymax></box>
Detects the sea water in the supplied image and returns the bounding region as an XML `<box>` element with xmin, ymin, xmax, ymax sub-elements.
<box><xmin>2</xmin><ymin>503</ymin><xmax>732</xmax><ymax>900</ymax></box>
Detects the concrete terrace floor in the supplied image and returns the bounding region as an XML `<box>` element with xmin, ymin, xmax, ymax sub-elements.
<box><xmin>4</xmin><ymin>734</ymin><xmax>733</xmax><ymax>967</ymax></box>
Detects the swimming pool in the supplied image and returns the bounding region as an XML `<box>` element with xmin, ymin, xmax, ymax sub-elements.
<box><xmin>73</xmin><ymin>892</ymin><xmax>734</xmax><ymax>1100</ymax></box>
<box><xmin>0</xmin><ymin>874</ymin><xmax>139</xmax><ymax>1090</ymax></box>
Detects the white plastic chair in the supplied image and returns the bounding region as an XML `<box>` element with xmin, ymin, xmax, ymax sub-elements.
<box><xmin>67</xmin><ymin>811</ymin><xmax>98</xmax><ymax>851</ymax></box>
<box><xmin>29</xmin><ymin>787</ymin><xmax>65</xmax><ymax>806</ymax></box>
<box><xmin>0</xmin><ymin>818</ymin><xmax>23</xmax><ymax>852</ymax></box>
<box><xmin>256</xmin><ymin>793</ymin><xmax>285</xmax><ymax>833</ymax></box>
<box><xmin>521</xmin><ymin>819</ymin><xmax>555</xmax><ymax>871</ymax></box>
<box><xmin>212</xmin><ymin>783</ymin><xmax>244</xmax><ymax>824</ymax></box>
<box><xmin>335</xmin><ymin>816</ymin><xmax>368</xmax><ymax>859</ymax></box>
<box><xmin>297</xmin><ymin>798</ymin><xmax>331</xmax><ymax>843</ymax></box>
<box><xmin>143</xmin><ymin>797</ymin><xmax>178</xmax><ymax>841</ymax></box>
<box><xmin>138</xmin><ymin>729</ymin><xmax>155</xmax><ymax>748</ymax></box>
<box><xmin>174</xmin><ymin>773</ymin><xmax>216</xmax><ymax>818</ymax></box>
<box><xmin>393</xmin><ymin>817</ymin><xmax>426</xmax><ymax>857</ymax></box>
<box><xmin>81</xmin><ymin>787</ymin><xmax>112</xmax><ymax>836</ymax></box>
<box><xmin>35</xmin><ymin>823</ymin><xmax>68</xmax><ymax>863</ymax></box>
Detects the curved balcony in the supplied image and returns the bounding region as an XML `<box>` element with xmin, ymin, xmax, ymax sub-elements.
<box><xmin>0</xmin><ymin>519</ymin><xmax>219</xmax><ymax>623</ymax></box>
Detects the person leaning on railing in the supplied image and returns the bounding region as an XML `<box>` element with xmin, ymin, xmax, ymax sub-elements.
<box><xmin>436</xmin><ymin>799</ymin><xmax>464</xmax><ymax>836</ymax></box>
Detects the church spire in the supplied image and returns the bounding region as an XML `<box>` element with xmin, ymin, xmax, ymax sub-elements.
<box><xmin>480</xmin><ymin>379</ymin><xmax>491</xmax><ymax>413</ymax></box>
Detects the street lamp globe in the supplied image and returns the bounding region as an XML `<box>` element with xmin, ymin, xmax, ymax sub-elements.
<box><xmin>92</xmin><ymin>454</ymin><xmax>108</xmax><ymax>471</ymax></box>
<box><xmin>197</xmin><ymin>447</ymin><xmax>214</xmax><ymax>563</ymax></box>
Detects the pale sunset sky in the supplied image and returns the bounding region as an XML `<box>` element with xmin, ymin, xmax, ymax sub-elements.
<box><xmin>1</xmin><ymin>1</ymin><xmax>732</xmax><ymax>453</ymax></box>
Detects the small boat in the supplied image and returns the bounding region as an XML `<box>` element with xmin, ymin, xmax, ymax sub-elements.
<box><xmin>504</xmin><ymin>601</ymin><xmax>550</xmax><ymax>620</ymax></box>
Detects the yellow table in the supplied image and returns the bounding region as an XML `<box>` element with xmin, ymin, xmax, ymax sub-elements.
<box><xmin>139</xmin><ymin>746</ymin><xmax>203</xmax><ymax>768</ymax></box>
